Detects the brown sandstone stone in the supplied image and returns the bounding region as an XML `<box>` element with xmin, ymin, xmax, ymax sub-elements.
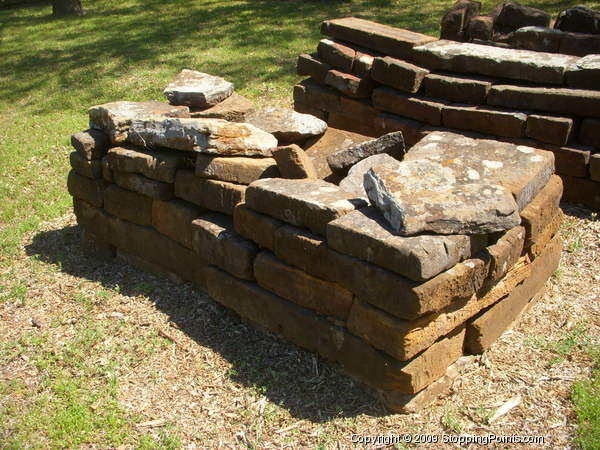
<box><xmin>152</xmin><ymin>199</ymin><xmax>203</xmax><ymax>249</ymax></box>
<box><xmin>293</xmin><ymin>101</ymin><xmax>328</xmax><ymax>122</ymax></box>
<box><xmin>374</xmin><ymin>113</ymin><xmax>427</xmax><ymax>147</ymax></box>
<box><xmin>272</xmin><ymin>145</ymin><xmax>317</xmax><ymax>179</ymax></box>
<box><xmin>106</xmin><ymin>146</ymin><xmax>193</xmax><ymax>183</ymax></box>
<box><xmin>528</xmin><ymin>210</ymin><xmax>562</xmax><ymax>258</ymax></box>
<box><xmin>324</xmin><ymin>70</ymin><xmax>374</xmax><ymax>98</ymax></box>
<box><xmin>112</xmin><ymin>171</ymin><xmax>174</xmax><ymax>200</ymax></box>
<box><xmin>551</xmin><ymin>147</ymin><xmax>590</xmax><ymax>178</ymax></box>
<box><xmin>195</xmin><ymin>155</ymin><xmax>279</xmax><ymax>184</ymax></box>
<box><xmin>174</xmin><ymin>169</ymin><xmax>246</xmax><ymax>215</ymax></box>
<box><xmin>372</xmin><ymin>87</ymin><xmax>447</xmax><ymax>126</ymax></box>
<box><xmin>69</xmin><ymin>152</ymin><xmax>102</xmax><ymax>179</ymax></box>
<box><xmin>103</xmin><ymin>184</ymin><xmax>153</xmax><ymax>226</ymax></box>
<box><xmin>520</xmin><ymin>175</ymin><xmax>562</xmax><ymax>248</ymax></box>
<box><xmin>487</xmin><ymin>226</ymin><xmax>525</xmax><ymax>283</ymax></box>
<box><xmin>467</xmin><ymin>16</ymin><xmax>494</xmax><ymax>41</ymax></box>
<box><xmin>565</xmin><ymin>55</ymin><xmax>600</xmax><ymax>90</ymax></box>
<box><xmin>561</xmin><ymin>175</ymin><xmax>600</xmax><ymax>210</ymax></box>
<box><xmin>423</xmin><ymin>73</ymin><xmax>491</xmax><ymax>105</ymax></box>
<box><xmin>317</xmin><ymin>39</ymin><xmax>356</xmax><ymax>72</ymax></box>
<box><xmin>579</xmin><ymin>119</ymin><xmax>600</xmax><ymax>150</ymax></box>
<box><xmin>525</xmin><ymin>115</ymin><xmax>573</xmax><ymax>147</ymax></box>
<box><xmin>440</xmin><ymin>0</ymin><xmax>481</xmax><ymax>41</ymax></box>
<box><xmin>188</xmin><ymin>93</ymin><xmax>255</xmax><ymax>123</ymax></box>
<box><xmin>233</xmin><ymin>203</ymin><xmax>283</xmax><ymax>251</ymax></box>
<box><xmin>371</xmin><ymin>57</ymin><xmax>429</xmax><ymax>93</ymax></box>
<box><xmin>71</xmin><ymin>129</ymin><xmax>110</xmax><ymax>160</ymax></box>
<box><xmin>296</xmin><ymin>53</ymin><xmax>332</xmax><ymax>84</ymax></box>
<box><xmin>590</xmin><ymin>154</ymin><xmax>600</xmax><ymax>182</ymax></box>
<box><xmin>442</xmin><ymin>104</ymin><xmax>526</xmax><ymax>138</ymax></box>
<box><xmin>329</xmin><ymin>112</ymin><xmax>379</xmax><ymax>138</ymax></box>
<box><xmin>293</xmin><ymin>79</ymin><xmax>342</xmax><ymax>114</ymax></box>
<box><xmin>67</xmin><ymin>170</ymin><xmax>106</xmax><ymax>208</ymax></box>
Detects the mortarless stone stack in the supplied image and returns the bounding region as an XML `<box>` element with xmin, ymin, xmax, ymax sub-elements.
<box><xmin>295</xmin><ymin>17</ymin><xmax>600</xmax><ymax>211</ymax></box>
<box><xmin>69</xmin><ymin>62</ymin><xmax>563</xmax><ymax>413</ymax></box>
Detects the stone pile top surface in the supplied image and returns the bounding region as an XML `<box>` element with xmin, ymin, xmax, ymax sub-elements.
<box><xmin>163</xmin><ymin>69</ymin><xmax>234</xmax><ymax>108</ymax></box>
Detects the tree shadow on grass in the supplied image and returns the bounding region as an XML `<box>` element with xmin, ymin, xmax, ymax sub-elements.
<box><xmin>24</xmin><ymin>222</ymin><xmax>387</xmax><ymax>422</ymax></box>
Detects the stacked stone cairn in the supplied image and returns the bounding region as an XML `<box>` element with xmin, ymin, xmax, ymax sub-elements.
<box><xmin>69</xmin><ymin>63</ymin><xmax>562</xmax><ymax>413</ymax></box>
<box><xmin>295</xmin><ymin>17</ymin><xmax>600</xmax><ymax>211</ymax></box>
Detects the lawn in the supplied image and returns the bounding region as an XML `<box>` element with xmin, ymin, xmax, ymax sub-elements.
<box><xmin>1</xmin><ymin>0</ymin><xmax>599</xmax><ymax>448</ymax></box>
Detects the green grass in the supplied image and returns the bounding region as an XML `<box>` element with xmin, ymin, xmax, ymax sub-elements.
<box><xmin>2</xmin><ymin>0</ymin><xmax>600</xmax><ymax>447</ymax></box>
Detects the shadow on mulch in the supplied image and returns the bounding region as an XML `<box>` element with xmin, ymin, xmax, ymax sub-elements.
<box><xmin>25</xmin><ymin>222</ymin><xmax>386</xmax><ymax>422</ymax></box>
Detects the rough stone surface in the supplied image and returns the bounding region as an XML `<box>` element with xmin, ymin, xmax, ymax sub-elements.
<box><xmin>296</xmin><ymin>53</ymin><xmax>332</xmax><ymax>84</ymax></box>
<box><xmin>566</xmin><ymin>55</ymin><xmax>600</xmax><ymax>90</ymax></box>
<box><xmin>525</xmin><ymin>115</ymin><xmax>573</xmax><ymax>146</ymax></box>
<box><xmin>89</xmin><ymin>101</ymin><xmax>190</xmax><ymax>144</ymax></box>
<box><xmin>520</xmin><ymin>175</ymin><xmax>562</xmax><ymax>248</ymax></box>
<box><xmin>245</xmin><ymin>178</ymin><xmax>367</xmax><ymax>235</ymax></box>
<box><xmin>442</xmin><ymin>104</ymin><xmax>527</xmax><ymax>138</ymax></box>
<box><xmin>528</xmin><ymin>210</ymin><xmax>562</xmax><ymax>258</ymax></box>
<box><xmin>293</xmin><ymin>101</ymin><xmax>328</xmax><ymax>122</ymax></box>
<box><xmin>580</xmin><ymin>119</ymin><xmax>600</xmax><ymax>149</ymax></box>
<box><xmin>440</xmin><ymin>0</ymin><xmax>481</xmax><ymax>41</ymax></box>
<box><xmin>562</xmin><ymin>175</ymin><xmax>600</xmax><ymax>210</ymax></box>
<box><xmin>371</xmin><ymin>56</ymin><xmax>429</xmax><ymax>93</ymax></box>
<box><xmin>375</xmin><ymin>113</ymin><xmax>426</xmax><ymax>147</ymax></box>
<box><xmin>254</xmin><ymin>251</ymin><xmax>353</xmax><ymax>320</ymax></box>
<box><xmin>152</xmin><ymin>199</ymin><xmax>203</xmax><ymax>249</ymax></box>
<box><xmin>71</xmin><ymin>129</ymin><xmax>110</xmax><ymax>160</ymax></box>
<box><xmin>163</xmin><ymin>69</ymin><xmax>234</xmax><ymax>108</ymax></box>
<box><xmin>467</xmin><ymin>15</ymin><xmax>494</xmax><ymax>41</ymax></box>
<box><xmin>195</xmin><ymin>155</ymin><xmax>279</xmax><ymax>184</ymax></box>
<box><xmin>317</xmin><ymin>39</ymin><xmax>356</xmax><ymax>72</ymax></box>
<box><xmin>105</xmin><ymin>146</ymin><xmax>193</xmax><ymax>183</ymax></box>
<box><xmin>412</xmin><ymin>40</ymin><xmax>577</xmax><ymax>85</ymax></box>
<box><xmin>326</xmin><ymin>131</ymin><xmax>405</xmax><ymax>177</ymax></box>
<box><xmin>233</xmin><ymin>203</ymin><xmax>283</xmax><ymax>251</ymax></box>
<box><xmin>339</xmin><ymin>154</ymin><xmax>398</xmax><ymax>198</ymax></box>
<box><xmin>112</xmin><ymin>171</ymin><xmax>174</xmax><ymax>200</ymax></box>
<box><xmin>327</xmin><ymin>206</ymin><xmax>487</xmax><ymax>281</ymax></box>
<box><xmin>272</xmin><ymin>145</ymin><xmax>318</xmax><ymax>179</ymax></box>
<box><xmin>247</xmin><ymin>107</ymin><xmax>327</xmax><ymax>145</ymax></box>
<box><xmin>423</xmin><ymin>73</ymin><xmax>491</xmax><ymax>105</ymax></box>
<box><xmin>321</xmin><ymin>17</ymin><xmax>437</xmax><ymax>59</ymax></box>
<box><xmin>293</xmin><ymin>79</ymin><xmax>341</xmax><ymax>114</ymax></box>
<box><xmin>324</xmin><ymin>69</ymin><xmax>374</xmax><ymax>98</ymax></box>
<box><xmin>487</xmin><ymin>226</ymin><xmax>525</xmax><ymax>283</ymax></box>
<box><xmin>67</xmin><ymin>170</ymin><xmax>106</xmax><ymax>208</ymax></box>
<box><xmin>559</xmin><ymin>32</ymin><xmax>600</xmax><ymax>57</ymax></box>
<box><xmin>591</xmin><ymin>154</ymin><xmax>600</xmax><ymax>182</ymax></box>
<box><xmin>493</xmin><ymin>1</ymin><xmax>551</xmax><ymax>35</ymax></box>
<box><xmin>69</xmin><ymin>152</ymin><xmax>102</xmax><ymax>179</ymax></box>
<box><xmin>174</xmin><ymin>170</ymin><xmax>246</xmax><ymax>215</ymax></box>
<box><xmin>405</xmin><ymin>132</ymin><xmax>555</xmax><ymax>210</ymax></box>
<box><xmin>372</xmin><ymin>87</ymin><xmax>447</xmax><ymax>126</ymax></box>
<box><xmin>353</xmin><ymin>49</ymin><xmax>378</xmax><ymax>78</ymax></box>
<box><xmin>488</xmin><ymin>85</ymin><xmax>600</xmax><ymax>119</ymax></box>
<box><xmin>191</xmin><ymin>213</ymin><xmax>257</xmax><ymax>280</ymax></box>
<box><xmin>555</xmin><ymin>6</ymin><xmax>600</xmax><ymax>35</ymax></box>
<box><xmin>103</xmin><ymin>184</ymin><xmax>153</xmax><ymax>226</ymax></box>
<box><xmin>188</xmin><ymin>93</ymin><xmax>255</xmax><ymax>122</ymax></box>
<box><xmin>506</xmin><ymin>26</ymin><xmax>562</xmax><ymax>53</ymax></box>
<box><xmin>328</xmin><ymin>112</ymin><xmax>379</xmax><ymax>139</ymax></box>
<box><xmin>127</xmin><ymin>117</ymin><xmax>277</xmax><ymax>156</ymax></box>
<box><xmin>551</xmin><ymin>146</ymin><xmax>590</xmax><ymax>178</ymax></box>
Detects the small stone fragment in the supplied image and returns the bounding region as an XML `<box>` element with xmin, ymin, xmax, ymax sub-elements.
<box><xmin>163</xmin><ymin>69</ymin><xmax>234</xmax><ymax>108</ymax></box>
<box><xmin>272</xmin><ymin>145</ymin><xmax>318</xmax><ymax>179</ymax></box>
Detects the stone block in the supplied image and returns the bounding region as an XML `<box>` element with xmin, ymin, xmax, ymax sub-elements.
<box><xmin>325</xmin><ymin>112</ymin><xmax>380</xmax><ymax>138</ymax></box>
<box><xmin>293</xmin><ymin>79</ymin><xmax>341</xmax><ymax>114</ymax></box>
<box><xmin>293</xmin><ymin>101</ymin><xmax>328</xmax><ymax>122</ymax></box>
<box><xmin>296</xmin><ymin>53</ymin><xmax>332</xmax><ymax>84</ymax></box>
<box><xmin>339</xmin><ymin>154</ymin><xmax>397</xmax><ymax>198</ymax></box>
<box><xmin>412</xmin><ymin>40</ymin><xmax>577</xmax><ymax>85</ymax></box>
<box><xmin>466</xmin><ymin>234</ymin><xmax>561</xmax><ymax>353</ymax></box>
<box><xmin>423</xmin><ymin>73</ymin><xmax>491</xmax><ymax>105</ymax></box>
<box><xmin>189</xmin><ymin>93</ymin><xmax>255</xmax><ymax>123</ymax></box>
<box><xmin>525</xmin><ymin>115</ymin><xmax>573</xmax><ymax>146</ymax></box>
<box><xmin>71</xmin><ymin>129</ymin><xmax>110</xmax><ymax>160</ymax></box>
<box><xmin>152</xmin><ymin>199</ymin><xmax>203</xmax><ymax>249</ymax></box>
<box><xmin>372</xmin><ymin>87</ymin><xmax>447</xmax><ymax>126</ymax></box>
<box><xmin>195</xmin><ymin>155</ymin><xmax>279</xmax><ymax>184</ymax></box>
<box><xmin>324</xmin><ymin>70</ymin><xmax>374</xmax><ymax>98</ymax></box>
<box><xmin>488</xmin><ymin>85</ymin><xmax>600</xmax><ymax>119</ymax></box>
<box><xmin>353</xmin><ymin>49</ymin><xmax>378</xmax><ymax>78</ymax></box>
<box><xmin>440</xmin><ymin>0</ymin><xmax>481</xmax><ymax>41</ymax></box>
<box><xmin>247</xmin><ymin>107</ymin><xmax>327</xmax><ymax>145</ymax></box>
<box><xmin>67</xmin><ymin>170</ymin><xmax>106</xmax><ymax>208</ymax></box>
<box><xmin>580</xmin><ymin>119</ymin><xmax>600</xmax><ymax>150</ymax></box>
<box><xmin>493</xmin><ymin>1</ymin><xmax>551</xmax><ymax>35</ymax></box>
<box><xmin>245</xmin><ymin>178</ymin><xmax>367</xmax><ymax>235</ymax></box>
<box><xmin>69</xmin><ymin>152</ymin><xmax>102</xmax><ymax>179</ymax></box>
<box><xmin>555</xmin><ymin>6</ymin><xmax>600</xmax><ymax>35</ymax></box>
<box><xmin>487</xmin><ymin>226</ymin><xmax>525</xmax><ymax>283</ymax></box>
<box><xmin>551</xmin><ymin>147</ymin><xmax>590</xmax><ymax>178</ymax></box>
<box><xmin>371</xmin><ymin>57</ymin><xmax>429</xmax><ymax>93</ymax></box>
<box><xmin>191</xmin><ymin>213</ymin><xmax>258</xmax><ymax>280</ymax></box>
<box><xmin>320</xmin><ymin>17</ymin><xmax>437</xmax><ymax>59</ymax></box>
<box><xmin>105</xmin><ymin>146</ymin><xmax>193</xmax><ymax>183</ymax></box>
<box><xmin>374</xmin><ymin>113</ymin><xmax>426</xmax><ymax>147</ymax></box>
<box><xmin>559</xmin><ymin>32</ymin><xmax>600</xmax><ymax>57</ymax></box>
<box><xmin>254</xmin><ymin>251</ymin><xmax>353</xmax><ymax>320</ymax></box>
<box><xmin>103</xmin><ymin>184</ymin><xmax>153</xmax><ymax>226</ymax></box>
<box><xmin>339</xmin><ymin>97</ymin><xmax>379</xmax><ymax>124</ymax></box>
<box><xmin>112</xmin><ymin>171</ymin><xmax>174</xmax><ymax>200</ymax></box>
<box><xmin>566</xmin><ymin>55</ymin><xmax>600</xmax><ymax>90</ymax></box>
<box><xmin>233</xmin><ymin>203</ymin><xmax>282</xmax><ymax>251</ymax></box>
<box><xmin>272</xmin><ymin>145</ymin><xmax>317</xmax><ymax>179</ymax></box>
<box><xmin>174</xmin><ymin>169</ymin><xmax>246</xmax><ymax>215</ymax></box>
<box><xmin>506</xmin><ymin>26</ymin><xmax>562</xmax><ymax>53</ymax></box>
<box><xmin>561</xmin><ymin>175</ymin><xmax>600</xmax><ymax>210</ymax></box>
<box><xmin>163</xmin><ymin>69</ymin><xmax>234</xmax><ymax>108</ymax></box>
<box><xmin>590</xmin><ymin>154</ymin><xmax>600</xmax><ymax>183</ymax></box>
<box><xmin>467</xmin><ymin>15</ymin><xmax>494</xmax><ymax>41</ymax></box>
<box><xmin>327</xmin><ymin>207</ymin><xmax>487</xmax><ymax>281</ymax></box>
<box><xmin>442</xmin><ymin>104</ymin><xmax>526</xmax><ymax>138</ymax></box>
<box><xmin>520</xmin><ymin>175</ymin><xmax>563</xmax><ymax>248</ymax></box>
<box><xmin>528</xmin><ymin>210</ymin><xmax>562</xmax><ymax>258</ymax></box>
<box><xmin>317</xmin><ymin>39</ymin><xmax>356</xmax><ymax>72</ymax></box>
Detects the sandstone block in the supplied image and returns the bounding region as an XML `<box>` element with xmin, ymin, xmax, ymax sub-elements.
<box><xmin>128</xmin><ymin>117</ymin><xmax>277</xmax><ymax>156</ymax></box>
<box><xmin>174</xmin><ymin>170</ymin><xmax>246</xmax><ymax>215</ymax></box>
<box><xmin>559</xmin><ymin>32</ymin><xmax>600</xmax><ymax>57</ymax></box>
<box><xmin>67</xmin><ymin>170</ymin><xmax>106</xmax><ymax>208</ymax></box>
<box><xmin>555</xmin><ymin>6</ymin><xmax>600</xmax><ymax>35</ymax></box>
<box><xmin>412</xmin><ymin>40</ymin><xmax>577</xmax><ymax>85</ymax></box>
<box><xmin>189</xmin><ymin>93</ymin><xmax>255</xmax><ymax>123</ymax></box>
<box><xmin>329</xmin><ymin>111</ymin><xmax>379</xmax><ymax>139</ymax></box>
<box><xmin>317</xmin><ymin>39</ymin><xmax>356</xmax><ymax>72</ymax></box>
<box><xmin>372</xmin><ymin>87</ymin><xmax>447</xmax><ymax>126</ymax></box>
<box><xmin>272</xmin><ymin>145</ymin><xmax>317</xmax><ymax>179</ymax></box>
<box><xmin>245</xmin><ymin>178</ymin><xmax>367</xmax><ymax>235</ymax></box>
<box><xmin>551</xmin><ymin>147</ymin><xmax>590</xmax><ymax>178</ymax></box>
<box><xmin>327</xmin><ymin>207</ymin><xmax>487</xmax><ymax>281</ymax></box>
<box><xmin>338</xmin><ymin>97</ymin><xmax>379</xmax><ymax>125</ymax></box>
<box><xmin>105</xmin><ymin>146</ymin><xmax>193</xmax><ymax>183</ymax></box>
<box><xmin>324</xmin><ymin>69</ymin><xmax>374</xmax><ymax>98</ymax></box>
<box><xmin>493</xmin><ymin>1</ymin><xmax>551</xmax><ymax>35</ymax></box>
<box><xmin>371</xmin><ymin>57</ymin><xmax>429</xmax><ymax>93</ymax></box>
<box><xmin>440</xmin><ymin>0</ymin><xmax>481</xmax><ymax>41</ymax></box>
<box><xmin>293</xmin><ymin>79</ymin><xmax>341</xmax><ymax>114</ymax></box>
<box><xmin>293</xmin><ymin>101</ymin><xmax>328</xmax><ymax>122</ymax></box>
<box><xmin>152</xmin><ymin>199</ymin><xmax>203</xmax><ymax>249</ymax></box>
<box><xmin>195</xmin><ymin>155</ymin><xmax>279</xmax><ymax>184</ymax></box>
<box><xmin>566</xmin><ymin>55</ymin><xmax>600</xmax><ymax>90</ymax></box>
<box><xmin>442</xmin><ymin>104</ymin><xmax>526</xmax><ymax>138</ymax></box>
<box><xmin>374</xmin><ymin>113</ymin><xmax>426</xmax><ymax>147</ymax></box>
<box><xmin>528</xmin><ymin>210</ymin><xmax>562</xmax><ymax>258</ymax></box>
<box><xmin>579</xmin><ymin>119</ymin><xmax>600</xmax><ymax>149</ymax></box>
<box><xmin>423</xmin><ymin>73</ymin><xmax>491</xmax><ymax>105</ymax></box>
<box><xmin>88</xmin><ymin>101</ymin><xmax>189</xmax><ymax>144</ymax></box>
<box><xmin>520</xmin><ymin>175</ymin><xmax>562</xmax><ymax>248</ymax></box>
<box><xmin>487</xmin><ymin>226</ymin><xmax>525</xmax><ymax>283</ymax></box>
<box><xmin>326</xmin><ymin>131</ymin><xmax>404</xmax><ymax>177</ymax></box>
<box><xmin>113</xmin><ymin>171</ymin><xmax>174</xmax><ymax>200</ymax></box>
<box><xmin>69</xmin><ymin>152</ymin><xmax>102</xmax><ymax>179</ymax></box>
<box><xmin>488</xmin><ymin>85</ymin><xmax>600</xmax><ymax>119</ymax></box>
<box><xmin>254</xmin><ymin>251</ymin><xmax>353</xmax><ymax>320</ymax></box>
<box><xmin>163</xmin><ymin>69</ymin><xmax>234</xmax><ymax>108</ymax></box>
<box><xmin>71</xmin><ymin>129</ymin><xmax>110</xmax><ymax>160</ymax></box>
<box><xmin>103</xmin><ymin>184</ymin><xmax>153</xmax><ymax>226</ymax></box>
<box><xmin>321</xmin><ymin>17</ymin><xmax>437</xmax><ymax>59</ymax></box>
<box><xmin>296</xmin><ymin>54</ymin><xmax>332</xmax><ymax>84</ymax></box>
<box><xmin>525</xmin><ymin>115</ymin><xmax>573</xmax><ymax>146</ymax></box>
<box><xmin>247</xmin><ymin>107</ymin><xmax>327</xmax><ymax>145</ymax></box>
<box><xmin>339</xmin><ymin>154</ymin><xmax>398</xmax><ymax>198</ymax></box>
<box><xmin>467</xmin><ymin>15</ymin><xmax>494</xmax><ymax>41</ymax></box>
<box><xmin>466</xmin><ymin>234</ymin><xmax>561</xmax><ymax>353</ymax></box>
<box><xmin>506</xmin><ymin>26</ymin><xmax>562</xmax><ymax>53</ymax></box>
<box><xmin>590</xmin><ymin>154</ymin><xmax>600</xmax><ymax>183</ymax></box>
<box><xmin>233</xmin><ymin>203</ymin><xmax>283</xmax><ymax>251</ymax></box>
<box><xmin>561</xmin><ymin>175</ymin><xmax>600</xmax><ymax>210</ymax></box>
<box><xmin>353</xmin><ymin>49</ymin><xmax>378</xmax><ymax>78</ymax></box>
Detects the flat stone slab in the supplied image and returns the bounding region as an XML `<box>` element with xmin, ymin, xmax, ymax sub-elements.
<box><xmin>566</xmin><ymin>55</ymin><xmax>600</xmax><ymax>90</ymax></box>
<box><xmin>245</xmin><ymin>178</ymin><xmax>367</xmax><ymax>235</ymax></box>
<box><xmin>247</xmin><ymin>107</ymin><xmax>327</xmax><ymax>145</ymax></box>
<box><xmin>412</xmin><ymin>39</ymin><xmax>578</xmax><ymax>85</ymax></box>
<box><xmin>339</xmin><ymin>153</ymin><xmax>397</xmax><ymax>198</ymax></box>
<box><xmin>189</xmin><ymin>92</ymin><xmax>255</xmax><ymax>122</ymax></box>
<box><xmin>195</xmin><ymin>154</ymin><xmax>279</xmax><ymax>184</ymax></box>
<box><xmin>405</xmin><ymin>131</ymin><xmax>555</xmax><ymax>210</ymax></box>
<box><xmin>105</xmin><ymin>146</ymin><xmax>193</xmax><ymax>183</ymax></box>
<box><xmin>127</xmin><ymin>118</ymin><xmax>277</xmax><ymax>156</ymax></box>
<box><xmin>89</xmin><ymin>101</ymin><xmax>190</xmax><ymax>144</ymax></box>
<box><xmin>327</xmin><ymin>207</ymin><xmax>487</xmax><ymax>281</ymax></box>
<box><xmin>163</xmin><ymin>69</ymin><xmax>234</xmax><ymax>108</ymax></box>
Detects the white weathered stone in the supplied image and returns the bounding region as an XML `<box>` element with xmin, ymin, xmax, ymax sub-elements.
<box><xmin>247</xmin><ymin>107</ymin><xmax>327</xmax><ymax>144</ymax></box>
<box><xmin>163</xmin><ymin>69</ymin><xmax>234</xmax><ymax>108</ymax></box>
<box><xmin>339</xmin><ymin>153</ymin><xmax>398</xmax><ymax>198</ymax></box>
